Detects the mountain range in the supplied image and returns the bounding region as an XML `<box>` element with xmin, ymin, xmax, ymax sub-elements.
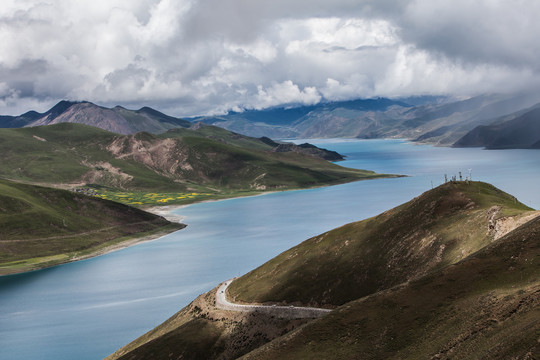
<box><xmin>0</xmin><ymin>100</ymin><xmax>191</xmax><ymax>135</ymax></box>
<box><xmin>107</xmin><ymin>181</ymin><xmax>540</xmax><ymax>359</ymax></box>
<box><xmin>193</xmin><ymin>93</ymin><xmax>540</xmax><ymax>147</ymax></box>
<box><xmin>1</xmin><ymin>93</ymin><xmax>539</xmax><ymax>149</ymax></box>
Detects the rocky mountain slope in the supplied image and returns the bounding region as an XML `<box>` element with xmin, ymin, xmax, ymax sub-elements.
<box><xmin>0</xmin><ymin>100</ymin><xmax>191</xmax><ymax>134</ymax></box>
<box><xmin>454</xmin><ymin>104</ymin><xmax>540</xmax><ymax>149</ymax></box>
<box><xmin>107</xmin><ymin>182</ymin><xmax>539</xmax><ymax>359</ymax></box>
<box><xmin>0</xmin><ymin>123</ymin><xmax>386</xmax><ymax>195</ymax></box>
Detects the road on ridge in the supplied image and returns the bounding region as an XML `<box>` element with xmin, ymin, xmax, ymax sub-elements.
<box><xmin>215</xmin><ymin>279</ymin><xmax>332</xmax><ymax>319</ymax></box>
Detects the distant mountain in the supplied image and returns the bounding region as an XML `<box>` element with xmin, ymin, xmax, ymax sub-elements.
<box><xmin>0</xmin><ymin>123</ymin><xmax>388</xmax><ymax>194</ymax></box>
<box><xmin>190</xmin><ymin>94</ymin><xmax>540</xmax><ymax>146</ymax></box>
<box><xmin>454</xmin><ymin>104</ymin><xmax>540</xmax><ymax>149</ymax></box>
<box><xmin>0</xmin><ymin>100</ymin><xmax>191</xmax><ymax>134</ymax></box>
<box><xmin>190</xmin><ymin>97</ymin><xmax>412</xmax><ymax>139</ymax></box>
<box><xmin>107</xmin><ymin>182</ymin><xmax>540</xmax><ymax>360</ymax></box>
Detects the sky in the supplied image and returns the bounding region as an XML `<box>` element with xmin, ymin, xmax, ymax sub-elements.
<box><xmin>1</xmin><ymin>0</ymin><xmax>539</xmax><ymax>116</ymax></box>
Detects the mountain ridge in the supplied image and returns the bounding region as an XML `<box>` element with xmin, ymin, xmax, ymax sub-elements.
<box><xmin>0</xmin><ymin>122</ymin><xmax>389</xmax><ymax>201</ymax></box>
<box><xmin>189</xmin><ymin>93</ymin><xmax>540</xmax><ymax>146</ymax></box>
<box><xmin>454</xmin><ymin>104</ymin><xmax>540</xmax><ymax>149</ymax></box>
<box><xmin>0</xmin><ymin>100</ymin><xmax>191</xmax><ymax>134</ymax></box>
<box><xmin>106</xmin><ymin>182</ymin><xmax>539</xmax><ymax>360</ymax></box>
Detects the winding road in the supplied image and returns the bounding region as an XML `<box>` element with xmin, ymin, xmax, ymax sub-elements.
<box><xmin>215</xmin><ymin>279</ymin><xmax>332</xmax><ymax>319</ymax></box>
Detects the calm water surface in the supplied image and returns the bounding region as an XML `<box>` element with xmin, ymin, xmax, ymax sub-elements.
<box><xmin>1</xmin><ymin>139</ymin><xmax>539</xmax><ymax>359</ymax></box>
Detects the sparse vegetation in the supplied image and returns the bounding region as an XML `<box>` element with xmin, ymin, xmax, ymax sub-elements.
<box><xmin>0</xmin><ymin>123</ymin><xmax>396</xmax><ymax>203</ymax></box>
<box><xmin>107</xmin><ymin>182</ymin><xmax>540</xmax><ymax>360</ymax></box>
<box><xmin>228</xmin><ymin>181</ymin><xmax>534</xmax><ymax>307</ymax></box>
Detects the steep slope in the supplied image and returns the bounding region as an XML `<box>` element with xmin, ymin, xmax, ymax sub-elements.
<box><xmin>454</xmin><ymin>105</ymin><xmax>540</xmax><ymax>149</ymax></box>
<box><xmin>0</xmin><ymin>100</ymin><xmax>191</xmax><ymax>134</ymax></box>
<box><xmin>242</xmin><ymin>215</ymin><xmax>540</xmax><ymax>360</ymax></box>
<box><xmin>0</xmin><ymin>123</ymin><xmax>387</xmax><ymax>196</ymax></box>
<box><xmin>107</xmin><ymin>182</ymin><xmax>538</xmax><ymax>360</ymax></box>
<box><xmin>228</xmin><ymin>181</ymin><xmax>535</xmax><ymax>307</ymax></box>
<box><xmin>0</xmin><ymin>178</ymin><xmax>183</xmax><ymax>275</ymax></box>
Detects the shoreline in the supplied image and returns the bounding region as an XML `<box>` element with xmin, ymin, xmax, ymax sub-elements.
<box><xmin>0</xmin><ymin>223</ymin><xmax>185</xmax><ymax>277</ymax></box>
<box><xmin>2</xmin><ymin>174</ymin><xmax>402</xmax><ymax>277</ymax></box>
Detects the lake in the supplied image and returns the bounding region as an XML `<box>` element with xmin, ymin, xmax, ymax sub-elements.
<box><xmin>1</xmin><ymin>139</ymin><xmax>539</xmax><ymax>359</ymax></box>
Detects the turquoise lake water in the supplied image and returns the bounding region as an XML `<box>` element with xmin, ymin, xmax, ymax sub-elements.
<box><xmin>1</xmin><ymin>139</ymin><xmax>539</xmax><ymax>359</ymax></box>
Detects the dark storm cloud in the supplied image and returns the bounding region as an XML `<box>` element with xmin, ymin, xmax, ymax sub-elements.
<box><xmin>0</xmin><ymin>0</ymin><xmax>539</xmax><ymax>116</ymax></box>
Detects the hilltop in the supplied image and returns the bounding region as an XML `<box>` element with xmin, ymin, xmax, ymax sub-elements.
<box><xmin>107</xmin><ymin>181</ymin><xmax>539</xmax><ymax>359</ymax></box>
<box><xmin>0</xmin><ymin>178</ymin><xmax>184</xmax><ymax>275</ymax></box>
<box><xmin>0</xmin><ymin>123</ymin><xmax>392</xmax><ymax>206</ymax></box>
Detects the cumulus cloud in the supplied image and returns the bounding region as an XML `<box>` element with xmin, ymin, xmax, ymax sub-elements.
<box><xmin>0</xmin><ymin>0</ymin><xmax>539</xmax><ymax>116</ymax></box>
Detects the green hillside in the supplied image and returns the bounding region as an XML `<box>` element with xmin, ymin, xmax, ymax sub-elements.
<box><xmin>242</xmin><ymin>215</ymin><xmax>540</xmax><ymax>360</ymax></box>
<box><xmin>228</xmin><ymin>181</ymin><xmax>533</xmax><ymax>307</ymax></box>
<box><xmin>0</xmin><ymin>123</ymin><xmax>392</xmax><ymax>206</ymax></box>
<box><xmin>107</xmin><ymin>182</ymin><xmax>539</xmax><ymax>360</ymax></box>
<box><xmin>0</xmin><ymin>178</ymin><xmax>183</xmax><ymax>275</ymax></box>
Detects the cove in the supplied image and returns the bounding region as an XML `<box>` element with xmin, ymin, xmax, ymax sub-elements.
<box><xmin>0</xmin><ymin>139</ymin><xmax>539</xmax><ymax>360</ymax></box>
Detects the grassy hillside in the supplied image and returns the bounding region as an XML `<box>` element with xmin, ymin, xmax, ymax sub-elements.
<box><xmin>241</xmin><ymin>215</ymin><xmax>540</xmax><ymax>360</ymax></box>
<box><xmin>0</xmin><ymin>178</ymin><xmax>184</xmax><ymax>275</ymax></box>
<box><xmin>228</xmin><ymin>181</ymin><xmax>533</xmax><ymax>307</ymax></box>
<box><xmin>107</xmin><ymin>182</ymin><xmax>538</xmax><ymax>360</ymax></box>
<box><xmin>0</xmin><ymin>123</ymin><xmax>392</xmax><ymax>206</ymax></box>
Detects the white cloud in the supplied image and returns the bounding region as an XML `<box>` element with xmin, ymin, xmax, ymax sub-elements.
<box><xmin>0</xmin><ymin>0</ymin><xmax>539</xmax><ymax>116</ymax></box>
<box><xmin>255</xmin><ymin>81</ymin><xmax>321</xmax><ymax>109</ymax></box>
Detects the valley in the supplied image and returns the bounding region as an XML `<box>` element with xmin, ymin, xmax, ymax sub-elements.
<box><xmin>2</xmin><ymin>2</ymin><xmax>539</xmax><ymax>359</ymax></box>
<box><xmin>1</xmin><ymin>137</ymin><xmax>539</xmax><ymax>360</ymax></box>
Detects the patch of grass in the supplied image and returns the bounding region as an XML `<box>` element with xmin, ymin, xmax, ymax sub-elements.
<box><xmin>93</xmin><ymin>190</ymin><xmax>215</xmax><ymax>206</ymax></box>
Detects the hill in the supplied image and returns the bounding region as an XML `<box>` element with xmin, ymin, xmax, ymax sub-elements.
<box><xmin>107</xmin><ymin>182</ymin><xmax>539</xmax><ymax>359</ymax></box>
<box><xmin>242</xmin><ymin>214</ymin><xmax>540</xmax><ymax>360</ymax></box>
<box><xmin>0</xmin><ymin>123</ymin><xmax>389</xmax><ymax>205</ymax></box>
<box><xmin>229</xmin><ymin>181</ymin><xmax>535</xmax><ymax>307</ymax></box>
<box><xmin>0</xmin><ymin>100</ymin><xmax>191</xmax><ymax>134</ymax></box>
<box><xmin>454</xmin><ymin>104</ymin><xmax>540</xmax><ymax>149</ymax></box>
<box><xmin>0</xmin><ymin>178</ymin><xmax>184</xmax><ymax>275</ymax></box>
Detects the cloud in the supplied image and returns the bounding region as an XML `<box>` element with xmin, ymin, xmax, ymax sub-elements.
<box><xmin>255</xmin><ymin>81</ymin><xmax>321</xmax><ymax>109</ymax></box>
<box><xmin>0</xmin><ymin>0</ymin><xmax>539</xmax><ymax>116</ymax></box>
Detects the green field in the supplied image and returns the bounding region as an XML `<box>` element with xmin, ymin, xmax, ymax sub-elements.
<box><xmin>93</xmin><ymin>190</ymin><xmax>214</xmax><ymax>206</ymax></box>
